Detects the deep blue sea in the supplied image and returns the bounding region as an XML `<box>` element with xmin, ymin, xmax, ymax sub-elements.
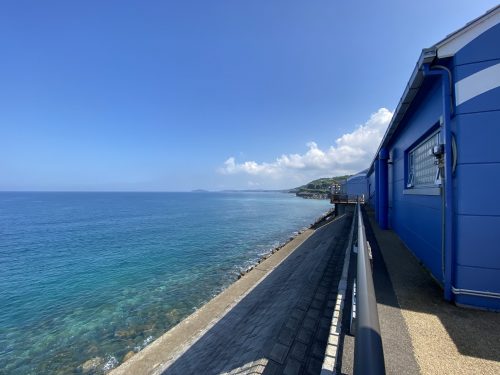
<box><xmin>0</xmin><ymin>192</ymin><xmax>330</xmax><ymax>374</ymax></box>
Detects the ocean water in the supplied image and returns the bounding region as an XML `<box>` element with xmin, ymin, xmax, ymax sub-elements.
<box><xmin>0</xmin><ymin>192</ymin><xmax>331</xmax><ymax>374</ymax></box>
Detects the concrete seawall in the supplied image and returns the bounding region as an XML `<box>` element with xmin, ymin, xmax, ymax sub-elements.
<box><xmin>110</xmin><ymin>210</ymin><xmax>352</xmax><ymax>375</ymax></box>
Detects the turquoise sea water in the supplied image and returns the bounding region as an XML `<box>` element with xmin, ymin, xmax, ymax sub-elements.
<box><xmin>0</xmin><ymin>192</ymin><xmax>330</xmax><ymax>374</ymax></box>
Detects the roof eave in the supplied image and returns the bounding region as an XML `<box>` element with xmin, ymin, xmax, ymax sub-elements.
<box><xmin>368</xmin><ymin>48</ymin><xmax>437</xmax><ymax>174</ymax></box>
<box><xmin>366</xmin><ymin>5</ymin><xmax>500</xmax><ymax>176</ymax></box>
<box><xmin>435</xmin><ymin>5</ymin><xmax>500</xmax><ymax>58</ymax></box>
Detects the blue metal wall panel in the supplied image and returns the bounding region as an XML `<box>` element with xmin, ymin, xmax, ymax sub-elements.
<box><xmin>454</xmin><ymin>265</ymin><xmax>500</xmax><ymax>310</ymax></box>
<box><xmin>391</xmin><ymin>197</ymin><xmax>442</xmax><ymax>238</ymax></box>
<box><xmin>454</xmin><ymin>23</ymin><xmax>500</xmax><ymax>66</ymax></box>
<box><xmin>390</xmin><ymin>153</ymin><xmax>405</xmax><ymax>186</ymax></box>
<box><xmin>455</xmin><ymin>215</ymin><xmax>500</xmax><ymax>269</ymax></box>
<box><xmin>454</xmin><ymin>111</ymin><xmax>500</xmax><ymax>164</ymax></box>
<box><xmin>453</xmin><ymin>59</ymin><xmax>500</xmax><ymax>81</ymax></box>
<box><xmin>455</xmin><ymin>164</ymin><xmax>500</xmax><ymax>216</ymax></box>
<box><xmin>388</xmin><ymin>83</ymin><xmax>442</xmax><ymax>151</ymax></box>
<box><xmin>383</xmin><ymin>79</ymin><xmax>444</xmax><ymax>282</ymax></box>
<box><xmin>455</xmin><ymin>85</ymin><xmax>500</xmax><ymax>115</ymax></box>
<box><xmin>390</xmin><ymin>201</ymin><xmax>442</xmax><ymax>279</ymax></box>
<box><xmin>450</xmin><ymin>23</ymin><xmax>500</xmax><ymax>308</ymax></box>
<box><xmin>344</xmin><ymin>175</ymin><xmax>368</xmax><ymax>197</ymax></box>
<box><xmin>454</xmin><ymin>23</ymin><xmax>500</xmax><ymax>118</ymax></box>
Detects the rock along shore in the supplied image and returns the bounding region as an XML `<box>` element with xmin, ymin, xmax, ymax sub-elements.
<box><xmin>108</xmin><ymin>207</ymin><xmax>337</xmax><ymax>375</ymax></box>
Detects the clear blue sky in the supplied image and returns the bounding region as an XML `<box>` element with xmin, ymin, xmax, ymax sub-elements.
<box><xmin>0</xmin><ymin>1</ymin><xmax>497</xmax><ymax>191</ymax></box>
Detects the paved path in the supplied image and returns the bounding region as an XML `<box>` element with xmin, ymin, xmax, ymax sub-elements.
<box><xmin>364</xmin><ymin>208</ymin><xmax>500</xmax><ymax>375</ymax></box>
<box><xmin>157</xmin><ymin>213</ymin><xmax>352</xmax><ymax>375</ymax></box>
<box><xmin>339</xmin><ymin>208</ymin><xmax>420</xmax><ymax>375</ymax></box>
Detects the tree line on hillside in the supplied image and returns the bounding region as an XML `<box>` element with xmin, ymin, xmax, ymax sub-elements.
<box><xmin>289</xmin><ymin>176</ymin><xmax>350</xmax><ymax>199</ymax></box>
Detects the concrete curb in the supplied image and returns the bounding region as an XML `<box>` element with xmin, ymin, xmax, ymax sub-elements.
<box><xmin>321</xmin><ymin>207</ymin><xmax>356</xmax><ymax>375</ymax></box>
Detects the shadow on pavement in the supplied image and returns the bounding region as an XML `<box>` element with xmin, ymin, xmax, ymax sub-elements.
<box><xmin>162</xmin><ymin>214</ymin><xmax>352</xmax><ymax>375</ymax></box>
<box><xmin>363</xmin><ymin>207</ymin><xmax>500</xmax><ymax>363</ymax></box>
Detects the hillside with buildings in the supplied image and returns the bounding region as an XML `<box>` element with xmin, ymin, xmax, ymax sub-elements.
<box><xmin>289</xmin><ymin>176</ymin><xmax>349</xmax><ymax>199</ymax></box>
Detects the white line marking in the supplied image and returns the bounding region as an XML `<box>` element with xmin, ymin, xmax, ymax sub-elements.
<box><xmin>455</xmin><ymin>63</ymin><xmax>500</xmax><ymax>106</ymax></box>
<box><xmin>321</xmin><ymin>208</ymin><xmax>357</xmax><ymax>375</ymax></box>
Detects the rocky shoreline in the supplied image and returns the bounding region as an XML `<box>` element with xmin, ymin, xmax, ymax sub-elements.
<box><xmin>295</xmin><ymin>191</ymin><xmax>330</xmax><ymax>200</ymax></box>
<box><xmin>109</xmin><ymin>209</ymin><xmax>335</xmax><ymax>375</ymax></box>
<box><xmin>236</xmin><ymin>207</ymin><xmax>335</xmax><ymax>279</ymax></box>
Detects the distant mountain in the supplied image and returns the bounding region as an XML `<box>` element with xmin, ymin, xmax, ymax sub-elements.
<box><xmin>289</xmin><ymin>176</ymin><xmax>350</xmax><ymax>199</ymax></box>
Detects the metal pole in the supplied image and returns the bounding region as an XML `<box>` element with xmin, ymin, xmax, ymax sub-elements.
<box><xmin>422</xmin><ymin>64</ymin><xmax>455</xmax><ymax>301</ymax></box>
<box><xmin>353</xmin><ymin>204</ymin><xmax>386</xmax><ymax>375</ymax></box>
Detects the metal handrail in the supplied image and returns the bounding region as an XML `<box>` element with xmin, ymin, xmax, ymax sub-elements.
<box><xmin>353</xmin><ymin>203</ymin><xmax>386</xmax><ymax>375</ymax></box>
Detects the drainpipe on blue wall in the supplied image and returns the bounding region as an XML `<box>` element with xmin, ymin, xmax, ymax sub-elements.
<box><xmin>379</xmin><ymin>148</ymin><xmax>389</xmax><ymax>229</ymax></box>
<box><xmin>374</xmin><ymin>158</ymin><xmax>380</xmax><ymax>224</ymax></box>
<box><xmin>423</xmin><ymin>63</ymin><xmax>454</xmax><ymax>302</ymax></box>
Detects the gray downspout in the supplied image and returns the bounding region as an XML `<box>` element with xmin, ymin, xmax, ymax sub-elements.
<box><xmin>423</xmin><ymin>63</ymin><xmax>454</xmax><ymax>302</ymax></box>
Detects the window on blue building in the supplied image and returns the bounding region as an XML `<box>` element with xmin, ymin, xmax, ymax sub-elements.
<box><xmin>407</xmin><ymin>131</ymin><xmax>440</xmax><ymax>188</ymax></box>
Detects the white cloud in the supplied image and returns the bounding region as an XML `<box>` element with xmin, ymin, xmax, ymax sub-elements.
<box><xmin>219</xmin><ymin>107</ymin><xmax>393</xmax><ymax>181</ymax></box>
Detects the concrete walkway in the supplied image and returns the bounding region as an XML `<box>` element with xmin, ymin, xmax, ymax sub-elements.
<box><xmin>361</xmin><ymin>207</ymin><xmax>500</xmax><ymax>375</ymax></box>
<box><xmin>338</xmin><ymin>207</ymin><xmax>420</xmax><ymax>375</ymax></box>
<box><xmin>111</xmin><ymin>212</ymin><xmax>353</xmax><ymax>375</ymax></box>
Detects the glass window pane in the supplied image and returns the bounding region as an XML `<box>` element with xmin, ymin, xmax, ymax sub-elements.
<box><xmin>408</xmin><ymin>132</ymin><xmax>439</xmax><ymax>187</ymax></box>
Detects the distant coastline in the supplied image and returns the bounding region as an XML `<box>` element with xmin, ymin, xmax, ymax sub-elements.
<box><xmin>190</xmin><ymin>186</ymin><xmax>334</xmax><ymax>200</ymax></box>
<box><xmin>192</xmin><ymin>189</ymin><xmax>330</xmax><ymax>200</ymax></box>
<box><xmin>190</xmin><ymin>189</ymin><xmax>289</xmax><ymax>193</ymax></box>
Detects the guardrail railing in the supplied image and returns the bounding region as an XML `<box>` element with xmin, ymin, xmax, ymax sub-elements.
<box><xmin>353</xmin><ymin>203</ymin><xmax>386</xmax><ymax>375</ymax></box>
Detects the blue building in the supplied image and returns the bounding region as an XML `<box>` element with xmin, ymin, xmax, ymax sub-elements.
<box><xmin>367</xmin><ymin>6</ymin><xmax>500</xmax><ymax>310</ymax></box>
<box><xmin>341</xmin><ymin>169</ymin><xmax>368</xmax><ymax>200</ymax></box>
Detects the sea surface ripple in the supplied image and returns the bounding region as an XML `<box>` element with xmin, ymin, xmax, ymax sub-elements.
<box><xmin>0</xmin><ymin>192</ymin><xmax>330</xmax><ymax>374</ymax></box>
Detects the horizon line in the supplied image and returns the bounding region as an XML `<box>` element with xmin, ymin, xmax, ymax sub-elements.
<box><xmin>0</xmin><ymin>189</ymin><xmax>292</xmax><ymax>193</ymax></box>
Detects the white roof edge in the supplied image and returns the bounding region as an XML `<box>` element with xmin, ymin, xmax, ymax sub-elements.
<box><xmin>366</xmin><ymin>6</ymin><xmax>500</xmax><ymax>176</ymax></box>
<box><xmin>367</xmin><ymin>49</ymin><xmax>436</xmax><ymax>174</ymax></box>
<box><xmin>436</xmin><ymin>5</ymin><xmax>500</xmax><ymax>58</ymax></box>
